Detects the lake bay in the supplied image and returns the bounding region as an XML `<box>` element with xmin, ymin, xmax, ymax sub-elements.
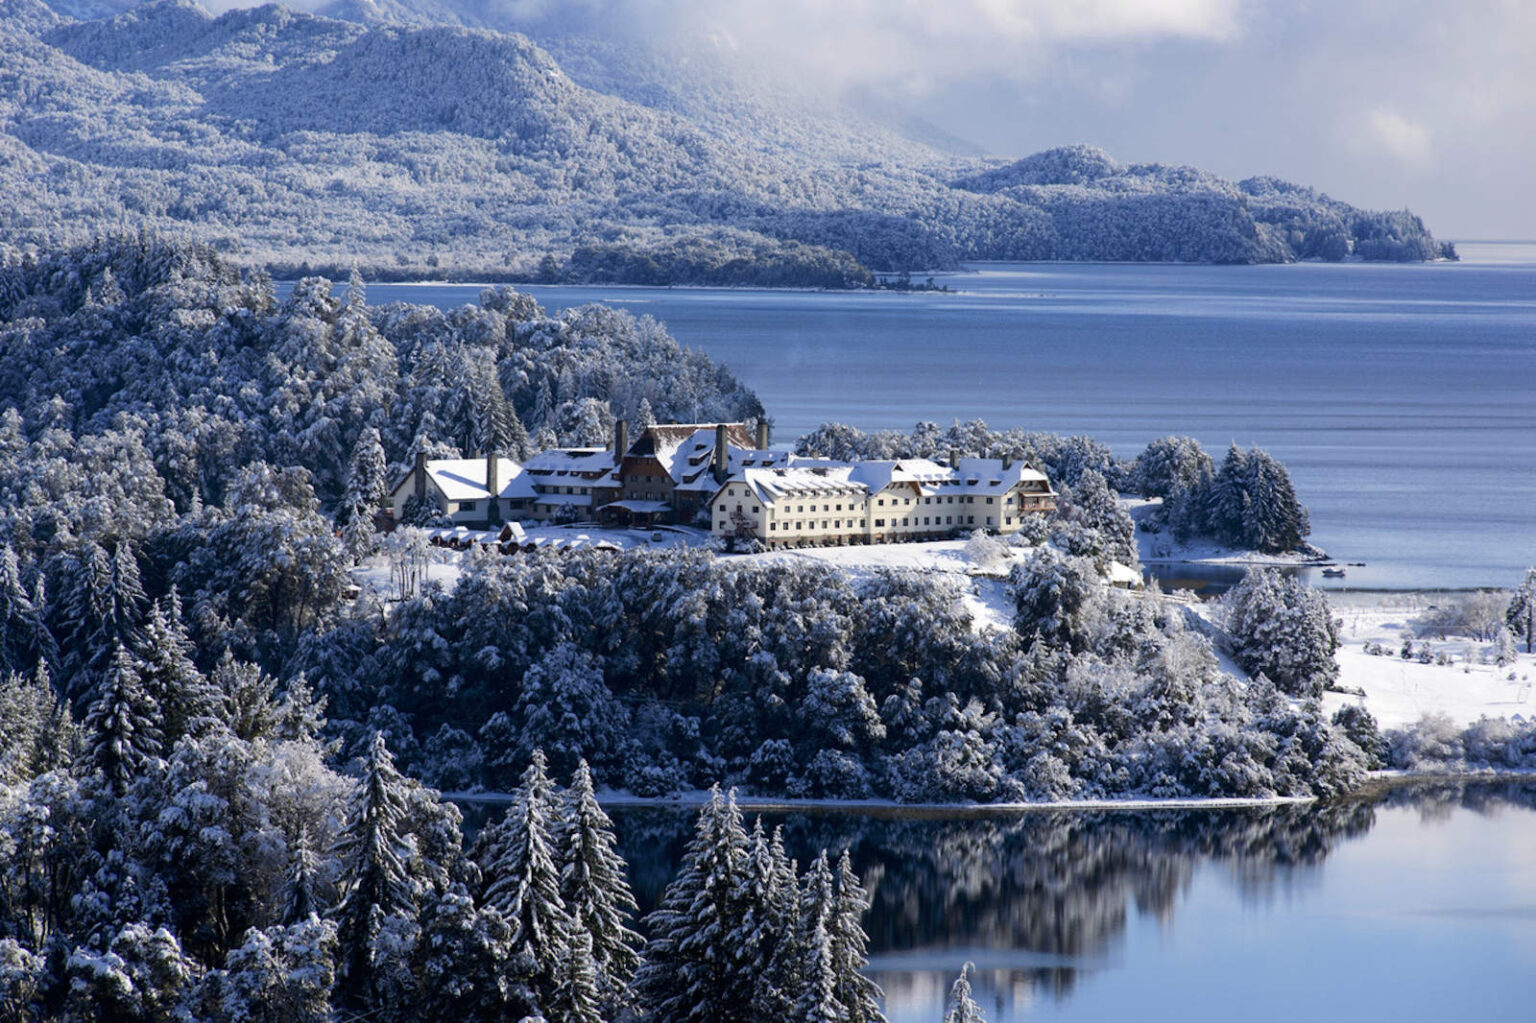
<box><xmin>361</xmin><ymin>242</ymin><xmax>1536</xmax><ymax>590</ymax></box>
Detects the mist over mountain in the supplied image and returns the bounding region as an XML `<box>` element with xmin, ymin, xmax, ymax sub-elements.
<box><xmin>5</xmin><ymin>0</ymin><xmax>1451</xmax><ymax>283</ymax></box>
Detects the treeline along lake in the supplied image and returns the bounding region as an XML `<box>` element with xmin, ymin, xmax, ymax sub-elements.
<box><xmin>357</xmin><ymin>242</ymin><xmax>1536</xmax><ymax>590</ymax></box>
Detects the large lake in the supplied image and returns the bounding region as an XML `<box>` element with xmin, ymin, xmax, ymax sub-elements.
<box><xmin>359</xmin><ymin>242</ymin><xmax>1536</xmax><ymax>590</ymax></box>
<box><xmin>592</xmin><ymin>784</ymin><xmax>1534</xmax><ymax>1023</ymax></box>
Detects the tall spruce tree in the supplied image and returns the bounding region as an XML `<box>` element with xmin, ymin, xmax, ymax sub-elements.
<box><xmin>0</xmin><ymin>546</ymin><xmax>54</xmax><ymax>676</ymax></box>
<box><xmin>636</xmin><ymin>786</ymin><xmax>753</xmax><ymax>1023</ymax></box>
<box><xmin>830</xmin><ymin>850</ymin><xmax>884</xmax><ymax>1023</ymax></box>
<box><xmin>793</xmin><ymin>853</ymin><xmax>846</xmax><ymax>1023</ymax></box>
<box><xmin>332</xmin><ymin>732</ymin><xmax>416</xmax><ymax>1013</ymax></box>
<box><xmin>342</xmin><ymin>426</ymin><xmax>388</xmax><ymax>527</ymax></box>
<box><xmin>483</xmin><ymin>751</ymin><xmax>570</xmax><ymax>1014</ymax></box>
<box><xmin>80</xmin><ymin>643</ymin><xmax>163</xmax><ymax>794</ymax></box>
<box><xmin>58</xmin><ymin>541</ymin><xmax>148</xmax><ymax>701</ymax></box>
<box><xmin>138</xmin><ymin>592</ymin><xmax>219</xmax><ymax>745</ymax></box>
<box><xmin>559</xmin><ymin>760</ymin><xmax>641</xmax><ymax>1009</ymax></box>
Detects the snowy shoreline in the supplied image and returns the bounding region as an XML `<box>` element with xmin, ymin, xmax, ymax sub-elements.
<box><xmin>444</xmin><ymin>770</ymin><xmax>1536</xmax><ymax>816</ymax></box>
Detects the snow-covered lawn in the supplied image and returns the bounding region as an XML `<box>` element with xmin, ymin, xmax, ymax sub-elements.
<box><xmin>1129</xmin><ymin>498</ymin><xmax>1329</xmax><ymax>567</ymax></box>
<box><xmin>1325</xmin><ymin>593</ymin><xmax>1535</xmax><ymax>729</ymax></box>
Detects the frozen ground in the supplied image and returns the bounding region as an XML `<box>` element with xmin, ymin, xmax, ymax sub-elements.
<box><xmin>1129</xmin><ymin>498</ymin><xmax>1329</xmax><ymax>566</ymax></box>
<box><xmin>1323</xmin><ymin>592</ymin><xmax>1534</xmax><ymax>729</ymax></box>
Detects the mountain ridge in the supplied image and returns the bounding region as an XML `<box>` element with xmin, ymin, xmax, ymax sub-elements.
<box><xmin>5</xmin><ymin>0</ymin><xmax>1452</xmax><ymax>282</ymax></box>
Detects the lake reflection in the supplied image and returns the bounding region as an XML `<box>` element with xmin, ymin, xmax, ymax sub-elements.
<box><xmin>599</xmin><ymin>783</ymin><xmax>1536</xmax><ymax>1022</ymax></box>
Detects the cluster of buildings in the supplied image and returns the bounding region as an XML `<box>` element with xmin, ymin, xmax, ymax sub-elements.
<box><xmin>388</xmin><ymin>421</ymin><xmax>1056</xmax><ymax>550</ymax></box>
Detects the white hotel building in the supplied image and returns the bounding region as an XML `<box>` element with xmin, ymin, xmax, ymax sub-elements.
<box><xmin>710</xmin><ymin>455</ymin><xmax>1057</xmax><ymax>548</ymax></box>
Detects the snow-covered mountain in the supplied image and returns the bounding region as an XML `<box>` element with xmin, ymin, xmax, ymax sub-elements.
<box><xmin>5</xmin><ymin>0</ymin><xmax>1448</xmax><ymax>280</ymax></box>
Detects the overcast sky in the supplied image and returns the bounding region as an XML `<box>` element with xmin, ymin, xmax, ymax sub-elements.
<box><xmin>631</xmin><ymin>0</ymin><xmax>1535</xmax><ymax>240</ymax></box>
<box><xmin>209</xmin><ymin>0</ymin><xmax>1534</xmax><ymax>239</ymax></box>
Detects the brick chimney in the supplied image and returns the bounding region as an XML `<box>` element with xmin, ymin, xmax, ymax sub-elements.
<box><xmin>414</xmin><ymin>449</ymin><xmax>427</xmax><ymax>498</ymax></box>
<box><xmin>713</xmin><ymin>423</ymin><xmax>729</xmax><ymax>481</ymax></box>
<box><xmin>613</xmin><ymin>418</ymin><xmax>628</xmax><ymax>464</ymax></box>
<box><xmin>755</xmin><ymin>419</ymin><xmax>769</xmax><ymax>450</ymax></box>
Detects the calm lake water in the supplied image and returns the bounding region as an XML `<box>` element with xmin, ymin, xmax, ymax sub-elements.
<box><xmin>358</xmin><ymin>242</ymin><xmax>1536</xmax><ymax>590</ymax></box>
<box><xmin>588</xmin><ymin>783</ymin><xmax>1536</xmax><ymax>1023</ymax></box>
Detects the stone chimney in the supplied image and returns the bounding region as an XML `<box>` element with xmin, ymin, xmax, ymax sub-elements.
<box><xmin>414</xmin><ymin>449</ymin><xmax>427</xmax><ymax>498</ymax></box>
<box><xmin>1002</xmin><ymin>452</ymin><xmax>1013</xmax><ymax>470</ymax></box>
<box><xmin>713</xmin><ymin>423</ymin><xmax>729</xmax><ymax>481</ymax></box>
<box><xmin>613</xmin><ymin>418</ymin><xmax>628</xmax><ymax>464</ymax></box>
<box><xmin>486</xmin><ymin>451</ymin><xmax>499</xmax><ymax>499</ymax></box>
<box><xmin>755</xmin><ymin>419</ymin><xmax>769</xmax><ymax>451</ymax></box>
<box><xmin>949</xmin><ymin>449</ymin><xmax>960</xmax><ymax>469</ymax></box>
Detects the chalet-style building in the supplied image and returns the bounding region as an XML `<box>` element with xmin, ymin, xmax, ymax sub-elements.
<box><xmin>387</xmin><ymin>456</ymin><xmax>536</xmax><ymax>526</ymax></box>
<box><xmin>709</xmin><ymin>454</ymin><xmax>1057</xmax><ymax>548</ymax></box>
<box><xmin>386</xmin><ymin>421</ymin><xmax>1058</xmax><ymax>549</ymax></box>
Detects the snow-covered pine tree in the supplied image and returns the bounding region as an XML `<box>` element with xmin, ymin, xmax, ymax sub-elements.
<box><xmin>283</xmin><ymin>827</ymin><xmax>325</xmax><ymax>925</ymax></box>
<box><xmin>830</xmin><ymin>850</ymin><xmax>884</xmax><ymax>1023</ymax></box>
<box><xmin>1203</xmin><ymin>444</ymin><xmax>1251</xmax><ymax>547</ymax></box>
<box><xmin>331</xmin><ymin>732</ymin><xmax>416</xmax><ymax>1013</ymax></box>
<box><xmin>0</xmin><ymin>664</ymin><xmax>76</xmax><ymax>785</ymax></box>
<box><xmin>1506</xmin><ymin>568</ymin><xmax>1536</xmax><ymax>653</ymax></box>
<box><xmin>342</xmin><ymin>425</ymin><xmax>388</xmax><ymax>527</ymax></box>
<box><xmin>792</xmin><ymin>852</ymin><xmax>846</xmax><ymax>1023</ymax></box>
<box><xmin>943</xmin><ymin>963</ymin><xmax>986</xmax><ymax>1023</ymax></box>
<box><xmin>80</xmin><ymin>642</ymin><xmax>163</xmax><ymax>794</ymax></box>
<box><xmin>733</xmin><ymin>820</ymin><xmax>794</xmax><ymax>1020</ymax></box>
<box><xmin>218</xmin><ymin>916</ymin><xmax>338</xmax><ymax>1023</ymax></box>
<box><xmin>413</xmin><ymin>884</ymin><xmax>529</xmax><ymax>1023</ymax></box>
<box><xmin>559</xmin><ymin>760</ymin><xmax>641</xmax><ymax>1009</ymax></box>
<box><xmin>482</xmin><ymin>750</ymin><xmax>571</xmax><ymax>1014</ymax></box>
<box><xmin>138</xmin><ymin>592</ymin><xmax>219</xmax><ymax>745</ymax></box>
<box><xmin>0</xmin><ymin>545</ymin><xmax>54</xmax><ymax>676</ymax></box>
<box><xmin>1239</xmin><ymin>448</ymin><xmax>1309</xmax><ymax>553</ymax></box>
<box><xmin>57</xmin><ymin>541</ymin><xmax>148</xmax><ymax>701</ymax></box>
<box><xmin>635</xmin><ymin>786</ymin><xmax>754</xmax><ymax>1023</ymax></box>
<box><xmin>550</xmin><ymin>929</ymin><xmax>606</xmax><ymax>1023</ymax></box>
<box><xmin>635</xmin><ymin>397</ymin><xmax>656</xmax><ymax>430</ymax></box>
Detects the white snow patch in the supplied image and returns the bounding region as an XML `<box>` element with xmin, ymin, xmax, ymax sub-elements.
<box><xmin>1325</xmin><ymin>592</ymin><xmax>1535</xmax><ymax>729</ymax></box>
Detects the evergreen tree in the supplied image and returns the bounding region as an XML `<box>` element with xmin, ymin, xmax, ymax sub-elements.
<box><xmin>482</xmin><ymin>750</ymin><xmax>570</xmax><ymax>1013</ymax></box>
<box><xmin>80</xmin><ymin>643</ymin><xmax>163</xmax><ymax>794</ymax></box>
<box><xmin>58</xmin><ymin>541</ymin><xmax>148</xmax><ymax>701</ymax></box>
<box><xmin>0</xmin><ymin>664</ymin><xmax>76</xmax><ymax>785</ymax></box>
<box><xmin>550</xmin><ymin>930</ymin><xmax>606</xmax><ymax>1023</ymax></box>
<box><xmin>792</xmin><ymin>853</ymin><xmax>845</xmax><ymax>1023</ymax></box>
<box><xmin>332</xmin><ymin>732</ymin><xmax>416</xmax><ymax>1013</ymax></box>
<box><xmin>1240</xmin><ymin>448</ymin><xmax>1309</xmax><ymax>553</ymax></box>
<box><xmin>1506</xmin><ymin>568</ymin><xmax>1536</xmax><ymax>654</ymax></box>
<box><xmin>1202</xmin><ymin>444</ymin><xmax>1251</xmax><ymax>546</ymax></box>
<box><xmin>943</xmin><ymin>963</ymin><xmax>986</xmax><ymax>1023</ymax></box>
<box><xmin>282</xmin><ymin>828</ymin><xmax>325</xmax><ymax>925</ymax></box>
<box><xmin>635</xmin><ymin>786</ymin><xmax>753</xmax><ymax>1023</ymax></box>
<box><xmin>342</xmin><ymin>426</ymin><xmax>388</xmax><ymax>527</ymax></box>
<box><xmin>1223</xmin><ymin>568</ymin><xmax>1339</xmax><ymax>698</ymax></box>
<box><xmin>0</xmin><ymin>546</ymin><xmax>54</xmax><ymax>676</ymax></box>
<box><xmin>559</xmin><ymin>760</ymin><xmax>641</xmax><ymax>1010</ymax></box>
<box><xmin>830</xmin><ymin>851</ymin><xmax>884</xmax><ymax>1023</ymax></box>
<box><xmin>734</xmin><ymin>820</ymin><xmax>794</xmax><ymax>1020</ymax></box>
<box><xmin>414</xmin><ymin>885</ymin><xmax>528</xmax><ymax>1023</ymax></box>
<box><xmin>138</xmin><ymin>591</ymin><xmax>219</xmax><ymax>745</ymax></box>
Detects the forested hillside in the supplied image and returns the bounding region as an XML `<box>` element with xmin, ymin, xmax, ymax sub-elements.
<box><xmin>3</xmin><ymin>0</ymin><xmax>1451</xmax><ymax>284</ymax></box>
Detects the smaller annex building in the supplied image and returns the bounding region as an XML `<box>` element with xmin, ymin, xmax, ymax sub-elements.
<box><xmin>709</xmin><ymin>455</ymin><xmax>1056</xmax><ymax>548</ymax></box>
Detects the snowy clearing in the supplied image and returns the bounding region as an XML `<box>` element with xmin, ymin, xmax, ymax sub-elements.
<box><xmin>1324</xmin><ymin>592</ymin><xmax>1535</xmax><ymax>729</ymax></box>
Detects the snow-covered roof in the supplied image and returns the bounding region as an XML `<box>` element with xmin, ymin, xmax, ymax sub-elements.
<box><xmin>715</xmin><ymin>456</ymin><xmax>1056</xmax><ymax>506</ymax></box>
<box><xmin>523</xmin><ymin>448</ymin><xmax>617</xmax><ymax>476</ymax></box>
<box><xmin>416</xmin><ymin>458</ymin><xmax>537</xmax><ymax>502</ymax></box>
<box><xmin>723</xmin><ymin>466</ymin><xmax>867</xmax><ymax>505</ymax></box>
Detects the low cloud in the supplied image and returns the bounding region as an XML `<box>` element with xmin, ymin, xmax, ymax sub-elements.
<box><xmin>1361</xmin><ymin>109</ymin><xmax>1433</xmax><ymax>169</ymax></box>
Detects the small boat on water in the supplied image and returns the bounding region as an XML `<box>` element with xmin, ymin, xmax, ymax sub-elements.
<box><xmin>1322</xmin><ymin>567</ymin><xmax>1346</xmax><ymax>578</ymax></box>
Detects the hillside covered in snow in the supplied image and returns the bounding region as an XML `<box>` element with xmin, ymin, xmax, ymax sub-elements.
<box><xmin>1</xmin><ymin>0</ymin><xmax>1452</xmax><ymax>283</ymax></box>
